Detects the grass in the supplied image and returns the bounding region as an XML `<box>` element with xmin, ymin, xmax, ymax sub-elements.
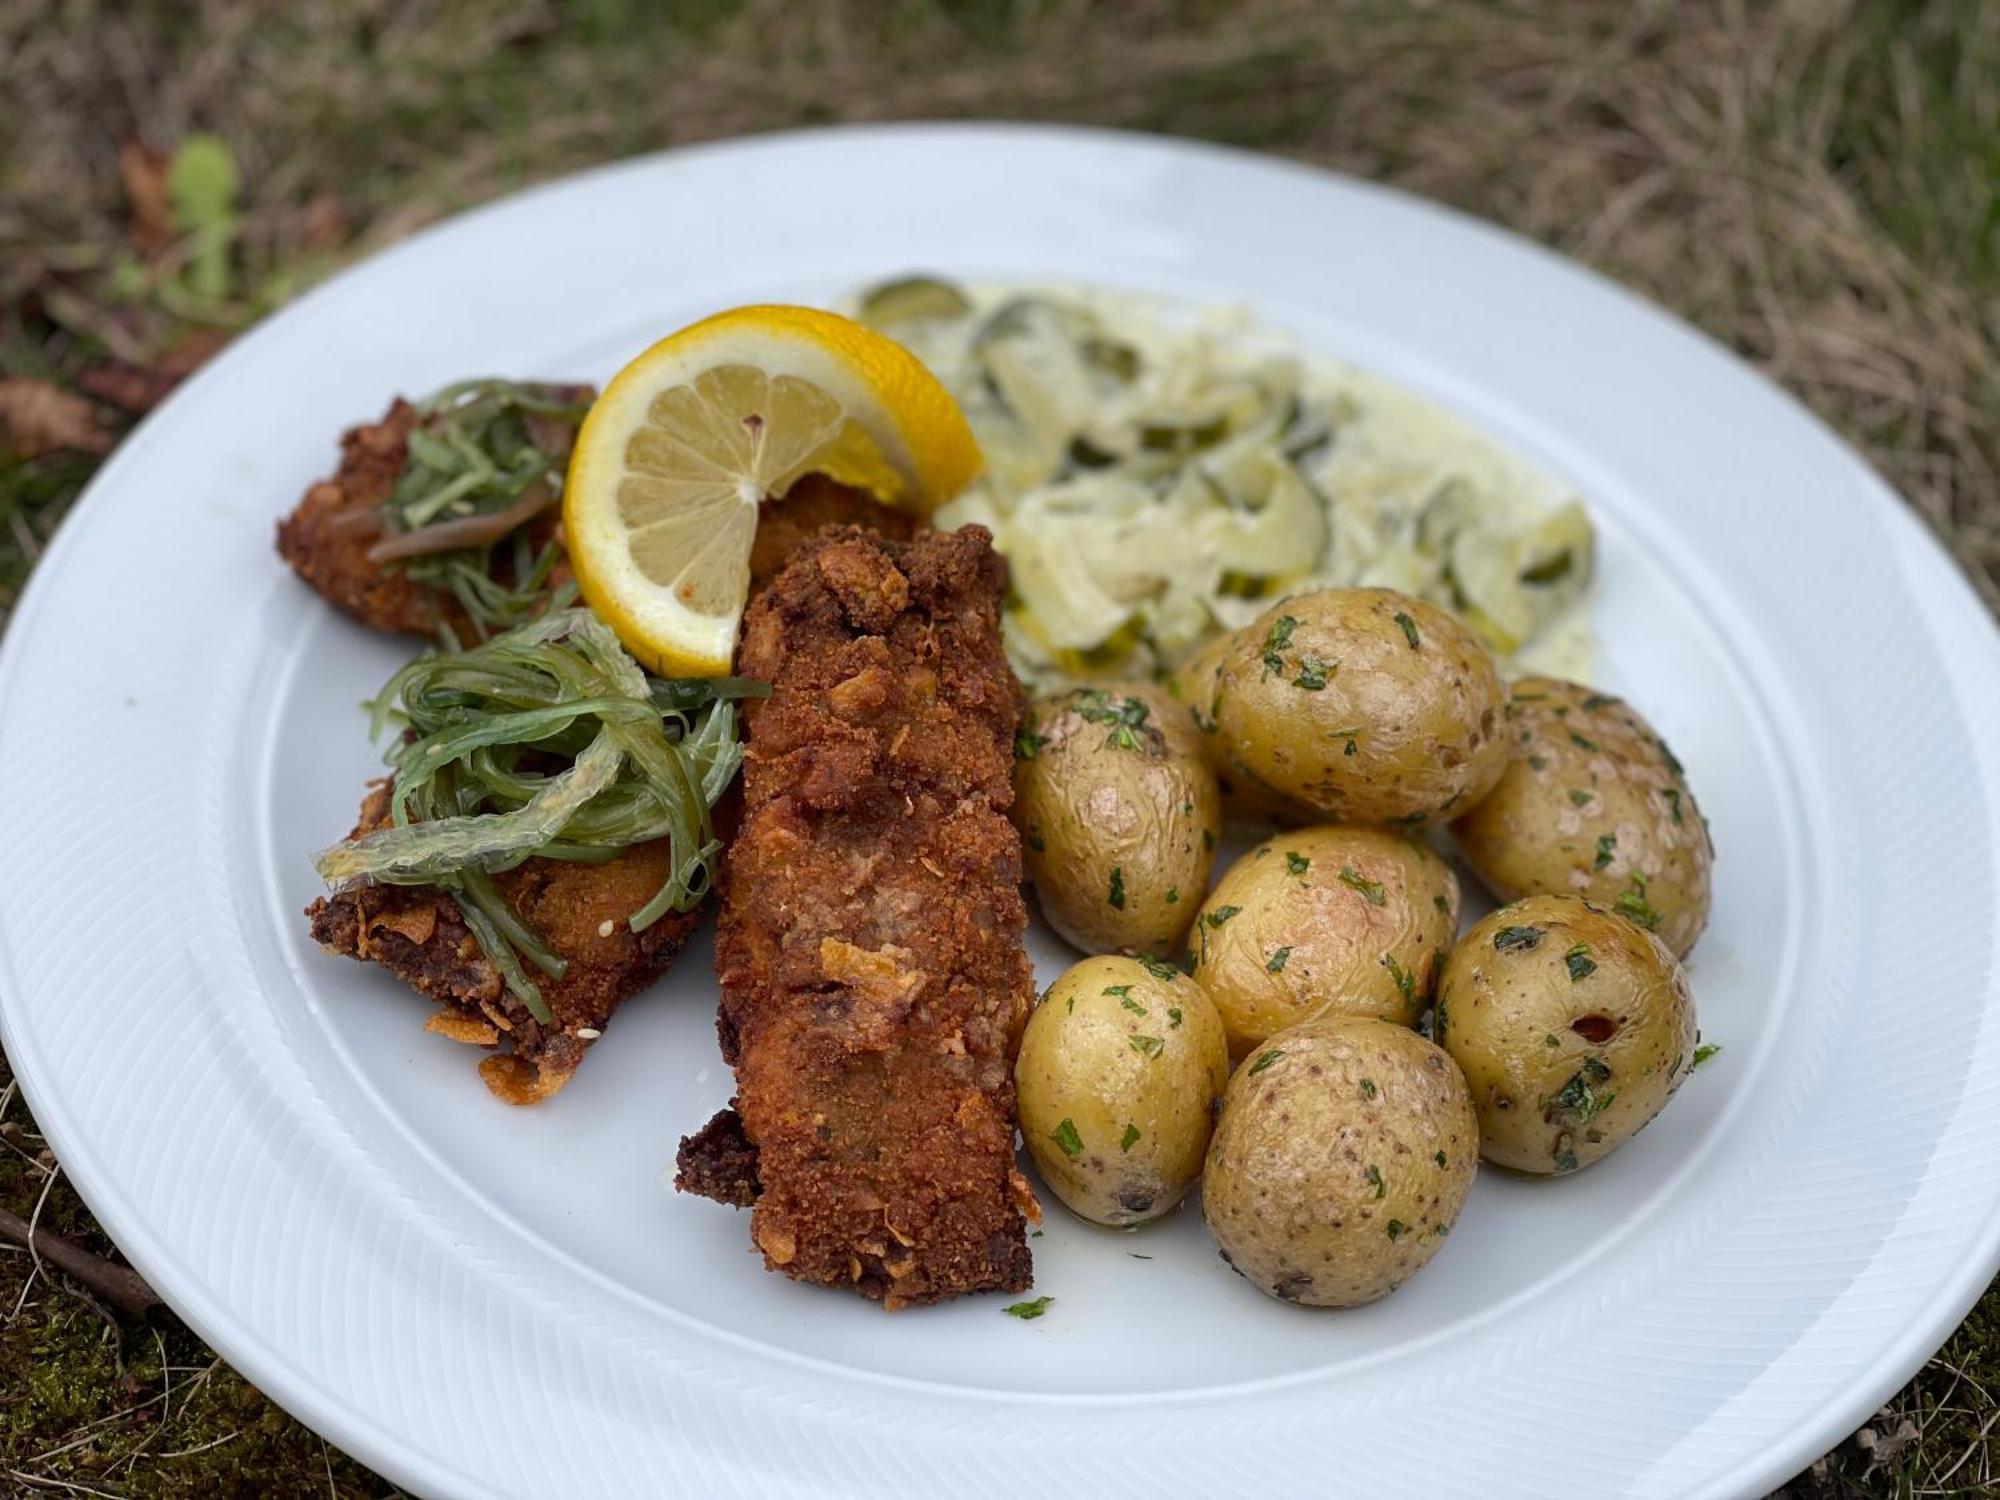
<box><xmin>1</xmin><ymin>1</ymin><xmax>1997</xmax><ymax>1494</ymax></box>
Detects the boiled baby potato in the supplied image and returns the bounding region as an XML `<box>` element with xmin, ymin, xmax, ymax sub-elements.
<box><xmin>1015</xmin><ymin>683</ymin><xmax>1221</xmax><ymax>956</ymax></box>
<box><xmin>1214</xmin><ymin>588</ymin><xmax>1507</xmax><ymax>827</ymax></box>
<box><xmin>1165</xmin><ymin>632</ymin><xmax>1312</xmax><ymax>827</ymax></box>
<box><xmin>1190</xmin><ymin>826</ymin><xmax>1459</xmax><ymax>1057</ymax></box>
<box><xmin>1017</xmin><ymin>954</ymin><xmax>1231</xmax><ymax>1226</ymax></box>
<box><xmin>1434</xmin><ymin>894</ymin><xmax>1697</xmax><ymax>1175</ymax></box>
<box><xmin>1203</xmin><ymin>1015</ymin><xmax>1478</xmax><ymax>1307</ymax></box>
<box><xmin>1451</xmin><ymin>677</ymin><xmax>1713</xmax><ymax>956</ymax></box>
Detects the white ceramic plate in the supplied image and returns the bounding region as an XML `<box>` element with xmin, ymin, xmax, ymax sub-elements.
<box><xmin>2</xmin><ymin>125</ymin><xmax>1997</xmax><ymax>1500</ymax></box>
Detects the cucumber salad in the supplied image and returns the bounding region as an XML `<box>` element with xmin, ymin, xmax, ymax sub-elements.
<box><xmin>854</xmin><ymin>276</ymin><xmax>1596</xmax><ymax>687</ymax></box>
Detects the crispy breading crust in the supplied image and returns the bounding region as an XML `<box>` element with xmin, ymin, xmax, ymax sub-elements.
<box><xmin>677</xmin><ymin>525</ymin><xmax>1039</xmax><ymax>1308</ymax></box>
<box><xmin>307</xmin><ymin>782</ymin><xmax>696</xmax><ymax>1103</ymax></box>
<box><xmin>274</xmin><ymin>388</ymin><xmax>589</xmax><ymax>639</ymax></box>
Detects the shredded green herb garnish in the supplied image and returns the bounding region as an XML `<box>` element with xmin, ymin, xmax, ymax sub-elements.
<box><xmin>1248</xmin><ymin>1049</ymin><xmax>1285</xmax><ymax>1075</ymax></box>
<box><xmin>1004</xmin><ymin>1296</ymin><xmax>1053</xmax><ymax>1320</ymax></box>
<box><xmin>1051</xmin><ymin>1119</ymin><xmax>1084</xmax><ymax>1159</ymax></box>
<box><xmin>378</xmin><ymin>380</ymin><xmax>593</xmax><ymax>643</ymax></box>
<box><xmin>1393</xmin><ymin>611</ymin><xmax>1421</xmax><ymax>649</ymax></box>
<box><xmin>314</xmin><ymin>608</ymin><xmax>760</xmax><ymax>1025</ymax></box>
<box><xmin>1285</xmin><ymin>850</ymin><xmax>1310</xmax><ymax>876</ymax></box>
<box><xmin>1267</xmin><ymin>946</ymin><xmax>1292</xmax><ymax>972</ymax></box>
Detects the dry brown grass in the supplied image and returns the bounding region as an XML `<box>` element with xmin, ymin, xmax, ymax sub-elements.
<box><xmin>1</xmin><ymin>2</ymin><xmax>1997</xmax><ymax>1495</ymax></box>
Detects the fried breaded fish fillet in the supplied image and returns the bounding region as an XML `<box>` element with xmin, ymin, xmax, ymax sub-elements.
<box><xmin>307</xmin><ymin>782</ymin><xmax>697</xmax><ymax>1104</ymax></box>
<box><xmin>676</xmin><ymin>525</ymin><xmax>1039</xmax><ymax>1307</ymax></box>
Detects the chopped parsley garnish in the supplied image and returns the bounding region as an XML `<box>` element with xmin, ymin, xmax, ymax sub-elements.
<box><xmin>1339</xmin><ymin>867</ymin><xmax>1387</xmax><ymax>905</ymax></box>
<box><xmin>1026</xmin><ymin>830</ymin><xmax>1046</xmax><ymax>852</ymax></box>
<box><xmin>1139</xmin><ymin>955</ymin><xmax>1181</xmax><ymax>983</ymax></box>
<box><xmin>1051</xmin><ymin>1119</ymin><xmax>1083</xmax><ymax>1159</ymax></box>
<box><xmin>1261</xmin><ymin>615</ymin><xmax>1299</xmax><ymax>676</ymax></box>
<box><xmin>1434</xmin><ymin>1151</ymin><xmax>1448</xmax><ymax>1168</ymax></box>
<box><xmin>1544</xmin><ymin>1033</ymin><xmax>1561</xmax><ymax>1048</ymax></box>
<box><xmin>1614</xmin><ymin>873</ymin><xmax>1661</xmax><ymax>931</ymax></box>
<box><xmin>1393</xmin><ymin>611</ymin><xmax>1421</xmax><ymax>649</ymax></box>
<box><xmin>1334</xmin><ymin>726</ymin><xmax>1363</xmax><ymax>757</ymax></box>
<box><xmin>1360</xmin><ymin>1077</ymin><xmax>1379</xmax><ymax>1100</ymax></box>
<box><xmin>1657</xmin><ymin>735</ymin><xmax>1686</xmax><ymax>776</ymax></box>
<box><xmin>1570</xmin><ymin>731</ymin><xmax>1600</xmax><ymax>752</ymax></box>
<box><xmin>1167</xmin><ymin>1006</ymin><xmax>1184</xmax><ymax>1029</ymax></box>
<box><xmin>1366</xmin><ymin>1165</ymin><xmax>1385</xmax><ymax>1199</ymax></box>
<box><xmin>1013</xmin><ymin>726</ymin><xmax>1045</xmax><ymax>760</ymax></box>
<box><xmin>1662</xmin><ymin>787</ymin><xmax>1684</xmax><ymax>825</ymax></box>
<box><xmin>1073</xmin><ymin>688</ymin><xmax>1157</xmax><ymax>752</ymax></box>
<box><xmin>1385</xmin><ymin>1219</ymin><xmax>1407</xmax><ymax>1241</ymax></box>
<box><xmin>1548</xmin><ymin>1057</ymin><xmax>1615</xmax><ymax>1122</ymax></box>
<box><xmin>1003</xmin><ymin>1296</ymin><xmax>1053</xmax><ymax>1320</ymax></box>
<box><xmin>1593</xmin><ymin>832</ymin><xmax>1617</xmax><ymax>871</ymax></box>
<box><xmin>1285</xmin><ymin>850</ymin><xmax>1311</xmax><ymax>876</ymax></box>
<box><xmin>1248</xmin><ymin>1049</ymin><xmax>1285</xmax><ymax>1075</ymax></box>
<box><xmin>1568</xmin><ymin>788</ymin><xmax>1593</xmax><ymax>808</ymax></box>
<box><xmin>1120</xmin><ymin>1122</ymin><xmax>1142</xmax><ymax>1152</ymax></box>
<box><xmin>1129</xmin><ymin>1034</ymin><xmax>1165</xmax><ymax>1058</ymax></box>
<box><xmin>1108</xmin><ymin>866</ymin><xmax>1127</xmax><ymax>910</ymax></box>
<box><xmin>1294</xmin><ymin>658</ymin><xmax>1331</xmax><ymax>691</ymax></box>
<box><xmin>1267</xmin><ymin>946</ymin><xmax>1293</xmax><ymax>972</ymax></box>
<box><xmin>1492</xmin><ymin>924</ymin><xmax>1543</xmax><ymax>952</ymax></box>
<box><xmin>1581</xmin><ymin>693</ymin><xmax>1617</xmax><ymax>711</ymax></box>
<box><xmin>1527</xmin><ymin>754</ymin><xmax>1550</xmax><ymax>771</ymax></box>
<box><xmin>1206</xmin><ymin>904</ymin><xmax>1242</xmax><ymax>928</ymax></box>
<box><xmin>1690</xmin><ymin>1042</ymin><xmax>1723</xmax><ymax>1071</ymax></box>
<box><xmin>1433</xmin><ymin>893</ymin><xmax>1450</xmax><ymax>914</ymax></box>
<box><xmin>1382</xmin><ymin>953</ymin><xmax>1417</xmax><ymax>1009</ymax></box>
<box><xmin>1103</xmin><ymin>984</ymin><xmax>1134</xmax><ymax>999</ymax></box>
<box><xmin>1119</xmin><ymin>996</ymin><xmax>1147</xmax><ymax>1015</ymax></box>
<box><xmin>1165</xmin><ymin>886</ymin><xmax>1179</xmax><ymax>904</ymax></box>
<box><xmin>1564</xmin><ymin>943</ymin><xmax>1597</xmax><ymax>982</ymax></box>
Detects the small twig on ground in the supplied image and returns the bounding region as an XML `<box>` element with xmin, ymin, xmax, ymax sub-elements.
<box><xmin>0</xmin><ymin>1204</ymin><xmax>159</xmax><ymax>1321</ymax></box>
<box><xmin>8</xmin><ymin>1471</ymin><xmax>131</xmax><ymax>1498</ymax></box>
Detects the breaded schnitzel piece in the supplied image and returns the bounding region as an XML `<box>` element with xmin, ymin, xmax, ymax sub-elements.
<box><xmin>275</xmin><ymin>385</ymin><xmax>589</xmax><ymax>639</ymax></box>
<box><xmin>676</xmin><ymin>525</ymin><xmax>1039</xmax><ymax>1307</ymax></box>
<box><xmin>308</xmin><ymin>782</ymin><xmax>697</xmax><ymax>1104</ymax></box>
<box><xmin>748</xmin><ymin>472</ymin><xmax>918</xmax><ymax>589</ymax></box>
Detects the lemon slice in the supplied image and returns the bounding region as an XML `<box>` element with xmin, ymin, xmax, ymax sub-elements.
<box><xmin>564</xmin><ymin>304</ymin><xmax>982</xmax><ymax>676</ymax></box>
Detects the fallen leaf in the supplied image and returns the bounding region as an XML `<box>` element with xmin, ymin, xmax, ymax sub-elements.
<box><xmin>118</xmin><ymin>139</ymin><xmax>173</xmax><ymax>255</ymax></box>
<box><xmin>1856</xmin><ymin>1417</ymin><xmax>1920</xmax><ymax>1472</ymax></box>
<box><xmin>302</xmin><ymin>190</ymin><xmax>349</xmax><ymax>250</ymax></box>
<box><xmin>76</xmin><ymin>329</ymin><xmax>231</xmax><ymax>415</ymax></box>
<box><xmin>0</xmin><ymin>378</ymin><xmax>115</xmax><ymax>457</ymax></box>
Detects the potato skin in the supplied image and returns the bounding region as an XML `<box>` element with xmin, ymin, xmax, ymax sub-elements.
<box><xmin>1435</xmin><ymin>895</ymin><xmax>1697</xmax><ymax>1175</ymax></box>
<box><xmin>1450</xmin><ymin>677</ymin><xmax>1713</xmax><ymax>956</ymax></box>
<box><xmin>1203</xmin><ymin>1015</ymin><xmax>1478</xmax><ymax>1307</ymax></box>
<box><xmin>1190</xmin><ymin>826</ymin><xmax>1459</xmax><ymax>1057</ymax></box>
<box><xmin>1014</xmin><ymin>683</ymin><xmax>1221</xmax><ymax>956</ymax></box>
<box><xmin>1214</xmin><ymin>589</ymin><xmax>1507</xmax><ymax>827</ymax></box>
<box><xmin>1017</xmin><ymin>955</ymin><xmax>1231</xmax><ymax>1226</ymax></box>
<box><xmin>1165</xmin><ymin>633</ymin><xmax>1313</xmax><ymax>828</ymax></box>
